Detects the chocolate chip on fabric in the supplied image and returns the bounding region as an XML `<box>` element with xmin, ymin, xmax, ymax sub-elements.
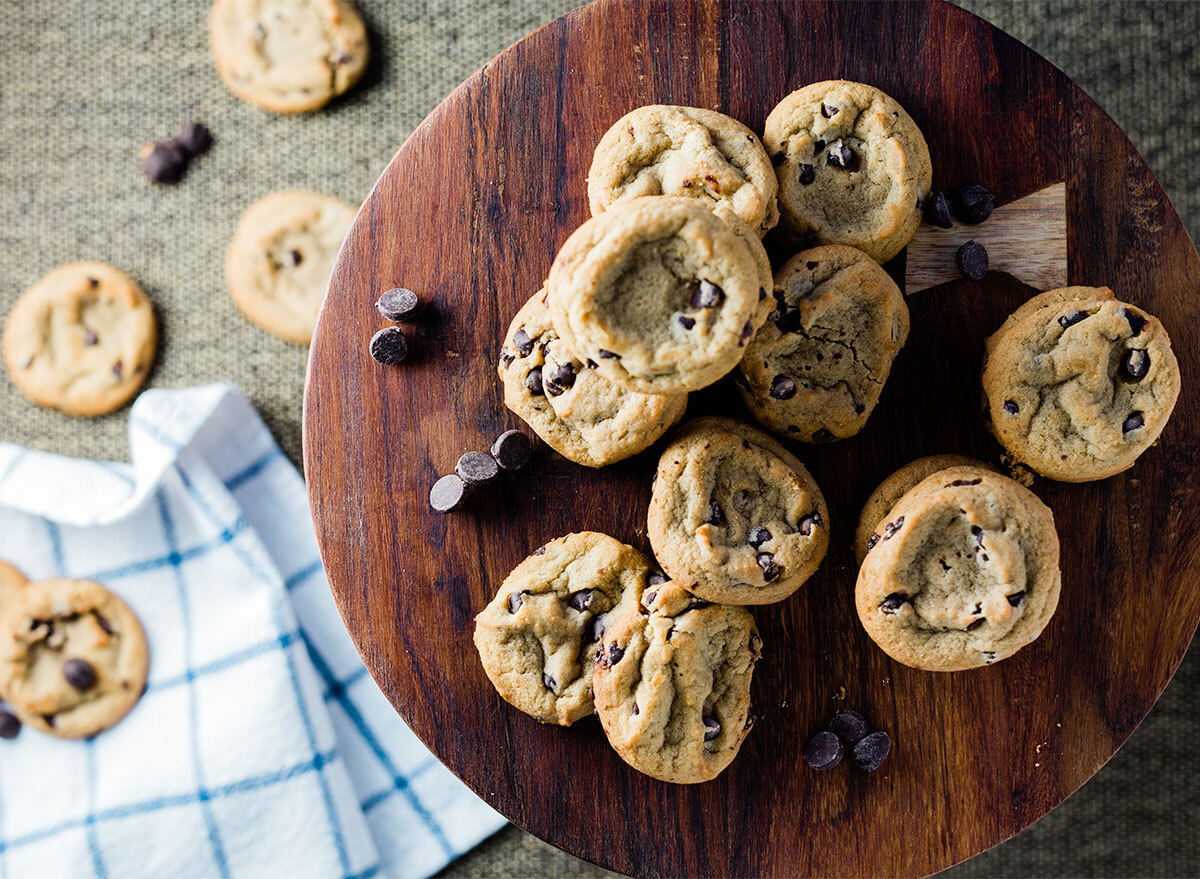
<box><xmin>507</xmin><ymin>591</ymin><xmax>524</xmax><ymax>613</ymax></box>
<box><xmin>923</xmin><ymin>190</ymin><xmax>953</xmax><ymax>228</ymax></box>
<box><xmin>691</xmin><ymin>280</ymin><xmax>724</xmax><ymax>308</ymax></box>
<box><xmin>703</xmin><ymin>716</ymin><xmax>721</xmax><ymax>742</ymax></box>
<box><xmin>142</xmin><ymin>141</ymin><xmax>186</xmax><ymax>183</ymax></box>
<box><xmin>1123</xmin><ymin>308</ymin><xmax>1146</xmax><ymax>335</ymax></box>
<box><xmin>1123</xmin><ymin>411</ymin><xmax>1145</xmax><ymax>434</ymax></box>
<box><xmin>957</xmin><ymin>240</ymin><xmax>988</xmax><ymax>281</ymax></box>
<box><xmin>748</xmin><ymin>526</ymin><xmax>771</xmax><ymax>548</ymax></box>
<box><xmin>769</xmin><ymin>375</ymin><xmax>796</xmax><ymax>399</ymax></box>
<box><xmin>568</xmin><ymin>590</ymin><xmax>594</xmax><ymax>611</ymax></box>
<box><xmin>0</xmin><ymin>711</ymin><xmax>21</xmax><ymax>740</ymax></box>
<box><xmin>455</xmin><ymin>451</ymin><xmax>499</xmax><ymax>486</ymax></box>
<box><xmin>954</xmin><ymin>184</ymin><xmax>994</xmax><ymax>224</ymax></box>
<box><xmin>176</xmin><ymin>122</ymin><xmax>213</xmax><ymax>156</ymax></box>
<box><xmin>1058</xmin><ymin>310</ymin><xmax>1090</xmax><ymax>329</ymax></box>
<box><xmin>512</xmin><ymin>327</ymin><xmax>535</xmax><ymax>357</ymax></box>
<box><xmin>63</xmin><ymin>658</ymin><xmax>96</xmax><ymax>690</ymax></box>
<box><xmin>829</xmin><ymin>709</ymin><xmax>869</xmax><ymax>746</ymax></box>
<box><xmin>756</xmin><ymin>552</ymin><xmax>780</xmax><ymax>581</ymax></box>
<box><xmin>879</xmin><ymin>593</ymin><xmax>906</xmax><ymax>614</ymax></box>
<box><xmin>798</xmin><ymin>163</ymin><xmax>816</xmax><ymax>185</ymax></box>
<box><xmin>491</xmin><ymin>430</ymin><xmax>532</xmax><ymax>471</ymax></box>
<box><xmin>853</xmin><ymin>731</ymin><xmax>892</xmax><ymax>771</ymax></box>
<box><xmin>1004</xmin><ymin>400</ymin><xmax>1019</xmax><ymax>415</ymax></box>
<box><xmin>811</xmin><ymin>428</ymin><xmax>835</xmax><ymax>443</ymax></box>
<box><xmin>369</xmin><ymin>327</ymin><xmax>408</xmax><ymax>365</ymax></box>
<box><xmin>429</xmin><ymin>474</ymin><xmax>468</xmax><ymax>512</ymax></box>
<box><xmin>1121</xmin><ymin>349</ymin><xmax>1150</xmax><ymax>381</ymax></box>
<box><xmin>524</xmin><ymin>368</ymin><xmax>544</xmax><ymax>395</ymax></box>
<box><xmin>804</xmin><ymin>730</ymin><xmax>843</xmax><ymax>770</ymax></box>
<box><xmin>707</xmin><ymin>501</ymin><xmax>725</xmax><ymax>526</ymax></box>
<box><xmin>376</xmin><ymin>287</ymin><xmax>422</xmax><ymax>322</ymax></box>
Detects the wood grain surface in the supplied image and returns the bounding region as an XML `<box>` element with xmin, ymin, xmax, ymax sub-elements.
<box><xmin>302</xmin><ymin>1</ymin><xmax>1200</xmax><ymax>876</ymax></box>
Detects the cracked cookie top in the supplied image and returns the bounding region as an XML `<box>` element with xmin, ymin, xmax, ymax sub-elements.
<box><xmin>737</xmin><ymin>245</ymin><xmax>909</xmax><ymax>443</ymax></box>
<box><xmin>855</xmin><ymin>467</ymin><xmax>1061</xmax><ymax>671</ymax></box>
<box><xmin>593</xmin><ymin>583</ymin><xmax>759</xmax><ymax>783</ymax></box>
<box><xmin>473</xmin><ymin>532</ymin><xmax>654</xmax><ymax>726</ymax></box>
<box><xmin>498</xmin><ymin>289</ymin><xmax>687</xmax><ymax>467</ymax></box>
<box><xmin>210</xmin><ymin>0</ymin><xmax>369</xmax><ymax>114</ymax></box>
<box><xmin>982</xmin><ymin>294</ymin><xmax>1180</xmax><ymax>481</ymax></box>
<box><xmin>587</xmin><ymin>105</ymin><xmax>780</xmax><ymax>236</ymax></box>
<box><xmin>648</xmin><ymin>417</ymin><xmax>829</xmax><ymax>605</ymax></box>
<box><xmin>764</xmin><ymin>80</ymin><xmax>931</xmax><ymax>263</ymax></box>
<box><xmin>546</xmin><ymin>197</ymin><xmax>771</xmax><ymax>395</ymax></box>
<box><xmin>3</xmin><ymin>262</ymin><xmax>157</xmax><ymax>416</ymax></box>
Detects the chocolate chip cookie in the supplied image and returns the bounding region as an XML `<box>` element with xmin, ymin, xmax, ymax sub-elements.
<box><xmin>546</xmin><ymin>196</ymin><xmax>771</xmax><ymax>394</ymax></box>
<box><xmin>764</xmin><ymin>80</ymin><xmax>932</xmax><ymax>263</ymax></box>
<box><xmin>854</xmin><ymin>455</ymin><xmax>992</xmax><ymax>563</ymax></box>
<box><xmin>737</xmin><ymin>245</ymin><xmax>909</xmax><ymax>443</ymax></box>
<box><xmin>588</xmin><ymin>105</ymin><xmax>780</xmax><ymax>235</ymax></box>
<box><xmin>0</xmin><ymin>561</ymin><xmax>27</xmax><ymax>605</ymax></box>
<box><xmin>855</xmin><ymin>466</ymin><xmax>1062</xmax><ymax>671</ymax></box>
<box><xmin>983</xmin><ymin>285</ymin><xmax>1115</xmax><ymax>359</ymax></box>
<box><xmin>498</xmin><ymin>289</ymin><xmax>687</xmax><ymax>467</ymax></box>
<box><xmin>592</xmin><ymin>583</ymin><xmax>760</xmax><ymax>783</ymax></box>
<box><xmin>3</xmin><ymin>262</ymin><xmax>157</xmax><ymax>416</ymax></box>
<box><xmin>473</xmin><ymin>532</ymin><xmax>653</xmax><ymax>725</ymax></box>
<box><xmin>209</xmin><ymin>0</ymin><xmax>369</xmax><ymax>114</ymax></box>
<box><xmin>0</xmin><ymin>578</ymin><xmax>149</xmax><ymax>738</ymax></box>
<box><xmin>982</xmin><ymin>294</ymin><xmax>1180</xmax><ymax>481</ymax></box>
<box><xmin>225</xmin><ymin>190</ymin><xmax>357</xmax><ymax>344</ymax></box>
<box><xmin>648</xmin><ymin>417</ymin><xmax>829</xmax><ymax>605</ymax></box>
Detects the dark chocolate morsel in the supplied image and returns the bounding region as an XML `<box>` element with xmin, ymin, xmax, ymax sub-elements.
<box><xmin>63</xmin><ymin>658</ymin><xmax>96</xmax><ymax>690</ymax></box>
<box><xmin>811</xmin><ymin>428</ymin><xmax>835</xmax><ymax>443</ymax></box>
<box><xmin>584</xmin><ymin>615</ymin><xmax>606</xmax><ymax>644</ymax></box>
<box><xmin>568</xmin><ymin>590</ymin><xmax>594</xmax><ymax>611</ymax></box>
<box><xmin>775</xmin><ymin>305</ymin><xmax>802</xmax><ymax>333</ymax></box>
<box><xmin>798</xmin><ymin>511</ymin><xmax>822</xmax><ymax>536</ymax></box>
<box><xmin>879</xmin><ymin>593</ymin><xmax>907</xmax><ymax>614</ymax></box>
<box><xmin>524</xmin><ymin>368</ymin><xmax>544</xmax><ymax>395</ymax></box>
<box><xmin>866</xmin><ymin>535</ymin><xmax>880</xmax><ymax>551</ymax></box>
<box><xmin>740</xmin><ymin>321</ymin><xmax>753</xmax><ymax>345</ymax></box>
<box><xmin>707</xmin><ymin>501</ymin><xmax>725</xmax><ymax>526</ymax></box>
<box><xmin>94</xmin><ymin>613</ymin><xmax>114</xmax><ymax>635</ymax></box>
<box><xmin>1004</xmin><ymin>400</ymin><xmax>1019</xmax><ymax>415</ymax></box>
<box><xmin>376</xmin><ymin>287</ymin><xmax>422</xmax><ymax>322</ymax></box>
<box><xmin>491</xmin><ymin>430</ymin><xmax>532</xmax><ymax>470</ymax></box>
<box><xmin>1123</xmin><ymin>308</ymin><xmax>1146</xmax><ymax>335</ymax></box>
<box><xmin>771</xmin><ymin>152</ymin><xmax>787</xmax><ymax>167</ymax></box>
<box><xmin>677</xmin><ymin>315</ymin><xmax>696</xmax><ymax>330</ymax></box>
<box><xmin>953</xmin><ymin>184</ymin><xmax>995</xmax><ymax>224</ymax></box>
<box><xmin>820</xmin><ymin>103</ymin><xmax>837</xmax><ymax>118</ymax></box>
<box><xmin>177</xmin><ymin>122</ymin><xmax>213</xmax><ymax>156</ymax></box>
<box><xmin>967</xmin><ymin>618</ymin><xmax>985</xmax><ymax>631</ymax></box>
<box><xmin>608</xmin><ymin>643</ymin><xmax>624</xmax><ymax>666</ymax></box>
<box><xmin>455</xmin><ymin>451</ymin><xmax>499</xmax><ymax>486</ymax></box>
<box><xmin>648</xmin><ymin>572</ymin><xmax>668</xmax><ymax>586</ymax></box>
<box><xmin>142</xmin><ymin>141</ymin><xmax>186</xmax><ymax>183</ymax></box>
<box><xmin>598</xmin><ymin>348</ymin><xmax>619</xmax><ymax>359</ymax></box>
<box><xmin>542</xmin><ymin>673</ymin><xmax>557</xmax><ymax>691</ymax></box>
<box><xmin>827</xmin><ymin>142</ymin><xmax>858</xmax><ymax>171</ymax></box>
<box><xmin>798</xmin><ymin>163</ymin><xmax>815</xmax><ymax>185</ymax></box>
<box><xmin>507</xmin><ymin>591</ymin><xmax>524</xmax><ymax>613</ymax></box>
<box><xmin>853</xmin><ymin>730</ymin><xmax>892</xmax><ymax>771</ymax></box>
<box><xmin>946</xmin><ymin>478</ymin><xmax>982</xmax><ymax>487</ymax></box>
<box><xmin>691</xmin><ymin>280</ymin><xmax>724</xmax><ymax>308</ymax></box>
<box><xmin>84</xmin><ymin>329</ymin><xmax>98</xmax><ymax>346</ymax></box>
<box><xmin>748</xmin><ymin>526</ymin><xmax>771</xmax><ymax>548</ymax></box>
<box><xmin>804</xmin><ymin>730</ymin><xmax>843</xmax><ymax>770</ymax></box>
<box><xmin>882</xmin><ymin>516</ymin><xmax>905</xmax><ymax>540</ymax></box>
<box><xmin>812</xmin><ymin>140</ymin><xmax>825</xmax><ymax>155</ymax></box>
<box><xmin>0</xmin><ymin>710</ymin><xmax>20</xmax><ymax>740</ymax></box>
<box><xmin>923</xmin><ymin>190</ymin><xmax>953</xmax><ymax>228</ymax></box>
<box><xmin>956</xmin><ymin>240</ymin><xmax>988</xmax><ymax>281</ymax></box>
<box><xmin>769</xmin><ymin>375</ymin><xmax>796</xmax><ymax>399</ymax></box>
<box><xmin>1121</xmin><ymin>349</ymin><xmax>1150</xmax><ymax>381</ymax></box>
<box><xmin>1123</xmin><ymin>411</ymin><xmax>1145</xmax><ymax>434</ymax></box>
<box><xmin>703</xmin><ymin>716</ymin><xmax>721</xmax><ymax>742</ymax></box>
<box><xmin>429</xmin><ymin>474</ymin><xmax>468</xmax><ymax>512</ymax></box>
<box><xmin>512</xmin><ymin>327</ymin><xmax>535</xmax><ymax>357</ymax></box>
<box><xmin>829</xmin><ymin>709</ymin><xmax>869</xmax><ymax>746</ymax></box>
<box><xmin>756</xmin><ymin>552</ymin><xmax>780</xmax><ymax>582</ymax></box>
<box><xmin>498</xmin><ymin>348</ymin><xmax>516</xmax><ymax>367</ymax></box>
<box><xmin>1058</xmin><ymin>310</ymin><xmax>1090</xmax><ymax>329</ymax></box>
<box><xmin>1006</xmin><ymin>591</ymin><xmax>1026</xmax><ymax>607</ymax></box>
<box><xmin>369</xmin><ymin>327</ymin><xmax>408</xmax><ymax>365</ymax></box>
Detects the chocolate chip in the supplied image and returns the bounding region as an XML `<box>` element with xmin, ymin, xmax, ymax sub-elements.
<box><xmin>707</xmin><ymin>501</ymin><xmax>725</xmax><ymax>526</ymax></box>
<box><xmin>677</xmin><ymin>315</ymin><xmax>696</xmax><ymax>330</ymax></box>
<box><xmin>798</xmin><ymin>511</ymin><xmax>822</xmax><ymax>536</ymax></box>
<box><xmin>967</xmin><ymin>618</ymin><xmax>985</xmax><ymax>631</ymax></box>
<box><xmin>512</xmin><ymin>328</ymin><xmax>535</xmax><ymax>357</ymax></box>
<box><xmin>1123</xmin><ymin>411</ymin><xmax>1145</xmax><ymax>434</ymax></box>
<box><xmin>545</xmin><ymin>362</ymin><xmax>577</xmax><ymax>395</ymax></box>
<box><xmin>329</xmin><ymin>50</ymin><xmax>353</xmax><ymax>66</ymax></box>
<box><xmin>775</xmin><ymin>305</ymin><xmax>802</xmax><ymax>333</ymax></box>
<box><xmin>771</xmin><ymin>152</ymin><xmax>787</xmax><ymax>167</ymax></box>
<box><xmin>376</xmin><ymin>288</ymin><xmax>422</xmax><ymax>322</ymax></box>
<box><xmin>1004</xmin><ymin>400</ymin><xmax>1019</xmax><ymax>415</ymax></box>
<box><xmin>684</xmin><ymin>600</ymin><xmax>712</xmax><ymax>613</ymax></box>
<box><xmin>64</xmin><ymin>658</ymin><xmax>96</xmax><ymax>690</ymax></box>
<box><xmin>584</xmin><ymin>615</ymin><xmax>606</xmax><ymax>644</ymax></box>
<box><xmin>491</xmin><ymin>430</ymin><xmax>532</xmax><ymax>470</ymax></box>
<box><xmin>507</xmin><ymin>591</ymin><xmax>524</xmax><ymax>613</ymax></box>
<box><xmin>769</xmin><ymin>375</ymin><xmax>796</xmax><ymax>399</ymax></box>
<box><xmin>954</xmin><ymin>184</ymin><xmax>994</xmax><ymax>224</ymax></box>
<box><xmin>43</xmin><ymin>714</ymin><xmax>56</xmax><ymax>728</ymax></box>
<box><xmin>740</xmin><ymin>321</ymin><xmax>754</xmax><ymax>345</ymax></box>
<box><xmin>882</xmin><ymin>516</ymin><xmax>904</xmax><ymax>540</ymax></box>
<box><xmin>648</xmin><ymin>572</ymin><xmax>668</xmax><ymax>586</ymax></box>
<box><xmin>644</xmin><ymin>590</ymin><xmax>658</xmax><ymax>608</ymax></box>
<box><xmin>748</xmin><ymin>526</ymin><xmax>771</xmax><ymax>548</ymax></box>
<box><xmin>804</xmin><ymin>730</ymin><xmax>843</xmax><ymax>770</ymax></box>
<box><xmin>946</xmin><ymin>478</ymin><xmax>982</xmax><ymax>487</ymax></box>
<box><xmin>524</xmin><ymin>368</ymin><xmax>544</xmax><ymax>395</ymax></box>
<box><xmin>820</xmin><ymin>103</ymin><xmax>837</xmax><ymax>118</ymax></box>
<box><xmin>759</xmin><ymin>287</ymin><xmax>768</xmax><ymax>301</ymax></box>
<box><xmin>1121</xmin><ymin>349</ymin><xmax>1150</xmax><ymax>381</ymax></box>
<box><xmin>455</xmin><ymin>451</ymin><xmax>499</xmax><ymax>486</ymax></box>
<box><xmin>691</xmin><ymin>280</ymin><xmax>724</xmax><ymax>308</ymax></box>
<box><xmin>568</xmin><ymin>590</ymin><xmax>594</xmax><ymax>611</ymax></box>
<box><xmin>177</xmin><ymin>122</ymin><xmax>213</xmax><ymax>157</ymax></box>
<box><xmin>923</xmin><ymin>190</ymin><xmax>953</xmax><ymax>228</ymax></box>
<box><xmin>369</xmin><ymin>327</ymin><xmax>408</xmax><ymax>365</ymax></box>
<box><xmin>827</xmin><ymin>142</ymin><xmax>858</xmax><ymax>171</ymax></box>
<box><xmin>866</xmin><ymin>535</ymin><xmax>880</xmax><ymax>551</ymax></box>
<box><xmin>498</xmin><ymin>348</ymin><xmax>516</xmax><ymax>367</ymax></box>
<box><xmin>829</xmin><ymin>709</ymin><xmax>869</xmax><ymax>745</ymax></box>
<box><xmin>1058</xmin><ymin>310</ymin><xmax>1090</xmax><ymax>329</ymax></box>
<box><xmin>811</xmin><ymin>428</ymin><xmax>835</xmax><ymax>443</ymax></box>
<box><xmin>703</xmin><ymin>716</ymin><xmax>721</xmax><ymax>742</ymax></box>
<box><xmin>745</xmin><ymin>714</ymin><xmax>755</xmax><ymax>730</ymax></box>
<box><xmin>0</xmin><ymin>711</ymin><xmax>20</xmax><ymax>740</ymax></box>
<box><xmin>112</xmin><ymin>361</ymin><xmax>124</xmax><ymax>378</ymax></box>
<box><xmin>84</xmin><ymin>329</ymin><xmax>98</xmax><ymax>346</ymax></box>
<box><xmin>798</xmin><ymin>163</ymin><xmax>815</xmax><ymax>185</ymax></box>
<box><xmin>94</xmin><ymin>613</ymin><xmax>114</xmax><ymax>635</ymax></box>
<box><xmin>142</xmin><ymin>141</ymin><xmax>186</xmax><ymax>183</ymax></box>
<box><xmin>853</xmin><ymin>731</ymin><xmax>891</xmax><ymax>771</ymax></box>
<box><xmin>542</xmin><ymin>673</ymin><xmax>557</xmax><ymax>691</ymax></box>
<box><xmin>608</xmin><ymin>643</ymin><xmax>624</xmax><ymax>666</ymax></box>
<box><xmin>812</xmin><ymin>140</ymin><xmax>826</xmax><ymax>155</ymax></box>
<box><xmin>286</xmin><ymin>250</ymin><xmax>304</xmax><ymax>267</ymax></box>
<box><xmin>88</xmin><ymin>276</ymin><xmax>99</xmax><ymax>288</ymax></box>
<box><xmin>631</xmin><ymin>703</ymin><xmax>639</xmax><ymax>715</ymax></box>
<box><xmin>585</xmin><ymin>359</ymin><xmax>597</xmax><ymax>369</ymax></box>
<box><xmin>1006</xmin><ymin>591</ymin><xmax>1026</xmax><ymax>607</ymax></box>
<box><xmin>1123</xmin><ymin>308</ymin><xmax>1146</xmax><ymax>335</ymax></box>
<box><xmin>880</xmin><ymin>593</ymin><xmax>907</xmax><ymax>614</ymax></box>
<box><xmin>957</xmin><ymin>240</ymin><xmax>988</xmax><ymax>281</ymax></box>
<box><xmin>971</xmin><ymin>524</ymin><xmax>984</xmax><ymax>547</ymax></box>
<box><xmin>533</xmin><ymin>546</ymin><xmax>546</xmax><ymax>555</ymax></box>
<box><xmin>429</xmin><ymin>474</ymin><xmax>468</xmax><ymax>512</ymax></box>
<box><xmin>598</xmin><ymin>349</ymin><xmax>618</xmax><ymax>359</ymax></box>
<box><xmin>756</xmin><ymin>553</ymin><xmax>780</xmax><ymax>581</ymax></box>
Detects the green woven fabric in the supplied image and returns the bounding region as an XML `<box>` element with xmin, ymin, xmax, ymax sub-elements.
<box><xmin>1</xmin><ymin>2</ymin><xmax>1195</xmax><ymax>877</ymax></box>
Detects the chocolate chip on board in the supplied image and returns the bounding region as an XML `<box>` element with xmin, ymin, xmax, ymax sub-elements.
<box><xmin>804</xmin><ymin>730</ymin><xmax>844</xmax><ymax>770</ymax></box>
<box><xmin>953</xmin><ymin>184</ymin><xmax>995</xmax><ymax>224</ymax></box>
<box><xmin>376</xmin><ymin>287</ymin><xmax>422</xmax><ymax>322</ymax></box>
<box><xmin>176</xmin><ymin>122</ymin><xmax>213</xmax><ymax>157</ymax></box>
<box><xmin>0</xmin><ymin>710</ymin><xmax>21</xmax><ymax>740</ymax></box>
<box><xmin>829</xmin><ymin>709</ymin><xmax>869</xmax><ymax>746</ymax></box>
<box><xmin>429</xmin><ymin>474</ymin><xmax>469</xmax><ymax>512</ymax></box>
<box><xmin>852</xmin><ymin>730</ymin><xmax>892</xmax><ymax>771</ymax></box>
<box><xmin>923</xmin><ymin>190</ymin><xmax>953</xmax><ymax>228</ymax></box>
<box><xmin>455</xmin><ymin>451</ymin><xmax>499</xmax><ymax>486</ymax></box>
<box><xmin>956</xmin><ymin>240</ymin><xmax>989</xmax><ymax>281</ymax></box>
<box><xmin>369</xmin><ymin>327</ymin><xmax>408</xmax><ymax>365</ymax></box>
<box><xmin>63</xmin><ymin>658</ymin><xmax>96</xmax><ymax>690</ymax></box>
<box><xmin>491</xmin><ymin>430</ymin><xmax>533</xmax><ymax>471</ymax></box>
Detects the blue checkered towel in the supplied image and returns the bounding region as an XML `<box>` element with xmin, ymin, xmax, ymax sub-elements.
<box><xmin>0</xmin><ymin>384</ymin><xmax>504</xmax><ymax>879</ymax></box>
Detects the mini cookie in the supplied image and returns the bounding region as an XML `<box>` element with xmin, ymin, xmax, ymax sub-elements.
<box><xmin>546</xmin><ymin>196</ymin><xmax>770</xmax><ymax>395</ymax></box>
<box><xmin>498</xmin><ymin>289</ymin><xmax>687</xmax><ymax>467</ymax></box>
<box><xmin>982</xmin><ymin>296</ymin><xmax>1180</xmax><ymax>481</ymax></box>
<box><xmin>2</xmin><ymin>262</ymin><xmax>157</xmax><ymax>416</ymax></box>
<box><xmin>587</xmin><ymin>105</ymin><xmax>780</xmax><ymax>235</ymax></box>
<box><xmin>473</xmin><ymin>532</ymin><xmax>653</xmax><ymax>725</ymax></box>
<box><xmin>855</xmin><ymin>467</ymin><xmax>1061</xmax><ymax>671</ymax></box>
<box><xmin>0</xmin><ymin>578</ymin><xmax>149</xmax><ymax>738</ymax></box>
<box><xmin>764</xmin><ymin>80</ymin><xmax>932</xmax><ymax>263</ymax></box>
<box><xmin>853</xmin><ymin>456</ymin><xmax>992</xmax><ymax>563</ymax></box>
<box><xmin>737</xmin><ymin>245</ymin><xmax>909</xmax><ymax>442</ymax></box>
<box><xmin>648</xmin><ymin>417</ymin><xmax>829</xmax><ymax>605</ymax></box>
<box><xmin>226</xmin><ymin>190</ymin><xmax>357</xmax><ymax>344</ymax></box>
<box><xmin>209</xmin><ymin>0</ymin><xmax>369</xmax><ymax>114</ymax></box>
<box><xmin>983</xmin><ymin>286</ymin><xmax>1115</xmax><ymax>359</ymax></box>
<box><xmin>593</xmin><ymin>583</ymin><xmax>760</xmax><ymax>783</ymax></box>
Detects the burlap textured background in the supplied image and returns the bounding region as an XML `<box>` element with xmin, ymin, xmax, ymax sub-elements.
<box><xmin>1</xmin><ymin>2</ymin><xmax>1196</xmax><ymax>877</ymax></box>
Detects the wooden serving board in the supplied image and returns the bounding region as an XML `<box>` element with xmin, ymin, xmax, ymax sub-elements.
<box><xmin>303</xmin><ymin>2</ymin><xmax>1200</xmax><ymax>876</ymax></box>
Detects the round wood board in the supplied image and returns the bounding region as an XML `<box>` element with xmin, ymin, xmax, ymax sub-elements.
<box><xmin>303</xmin><ymin>1</ymin><xmax>1200</xmax><ymax>876</ymax></box>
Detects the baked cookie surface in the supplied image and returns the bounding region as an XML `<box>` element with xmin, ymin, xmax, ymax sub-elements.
<box><xmin>593</xmin><ymin>583</ymin><xmax>759</xmax><ymax>783</ymax></box>
<box><xmin>473</xmin><ymin>532</ymin><xmax>653</xmax><ymax>725</ymax></box>
<box><xmin>3</xmin><ymin>262</ymin><xmax>157</xmax><ymax>416</ymax></box>
<box><xmin>498</xmin><ymin>289</ymin><xmax>687</xmax><ymax>467</ymax></box>
<box><xmin>855</xmin><ymin>467</ymin><xmax>1061</xmax><ymax>671</ymax></box>
<box><xmin>587</xmin><ymin>105</ymin><xmax>780</xmax><ymax>235</ymax></box>
<box><xmin>0</xmin><ymin>578</ymin><xmax>149</xmax><ymax>738</ymax></box>
<box><xmin>648</xmin><ymin>417</ymin><xmax>829</xmax><ymax>605</ymax></box>
<box><xmin>210</xmin><ymin>0</ymin><xmax>369</xmax><ymax>114</ymax></box>
<box><xmin>546</xmin><ymin>197</ymin><xmax>770</xmax><ymax>394</ymax></box>
<box><xmin>982</xmin><ymin>295</ymin><xmax>1180</xmax><ymax>481</ymax></box>
<box><xmin>226</xmin><ymin>190</ymin><xmax>357</xmax><ymax>344</ymax></box>
<box><xmin>737</xmin><ymin>245</ymin><xmax>909</xmax><ymax>443</ymax></box>
<box><xmin>764</xmin><ymin>80</ymin><xmax>931</xmax><ymax>263</ymax></box>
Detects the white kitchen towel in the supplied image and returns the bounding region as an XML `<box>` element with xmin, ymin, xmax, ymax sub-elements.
<box><xmin>0</xmin><ymin>384</ymin><xmax>504</xmax><ymax>879</ymax></box>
